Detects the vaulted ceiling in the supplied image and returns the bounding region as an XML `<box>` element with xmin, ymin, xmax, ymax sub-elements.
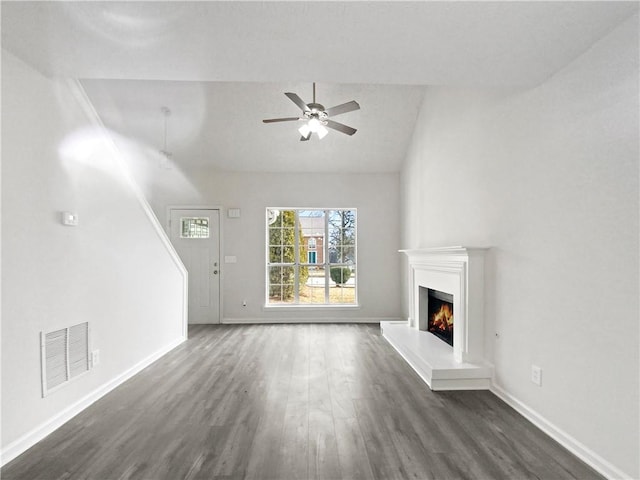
<box><xmin>2</xmin><ymin>1</ymin><xmax>637</xmax><ymax>173</ymax></box>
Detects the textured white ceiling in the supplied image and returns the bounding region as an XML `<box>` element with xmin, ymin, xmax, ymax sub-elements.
<box><xmin>80</xmin><ymin>80</ymin><xmax>425</xmax><ymax>172</ymax></box>
<box><xmin>2</xmin><ymin>1</ymin><xmax>637</xmax><ymax>172</ymax></box>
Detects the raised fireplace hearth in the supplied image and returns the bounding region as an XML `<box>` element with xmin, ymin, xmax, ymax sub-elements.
<box><xmin>381</xmin><ymin>247</ymin><xmax>492</xmax><ymax>391</ymax></box>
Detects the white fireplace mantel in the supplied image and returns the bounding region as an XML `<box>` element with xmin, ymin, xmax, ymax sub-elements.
<box><xmin>381</xmin><ymin>246</ymin><xmax>492</xmax><ymax>391</ymax></box>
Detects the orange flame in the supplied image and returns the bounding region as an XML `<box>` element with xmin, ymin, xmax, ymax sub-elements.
<box><xmin>431</xmin><ymin>304</ymin><xmax>453</xmax><ymax>332</ymax></box>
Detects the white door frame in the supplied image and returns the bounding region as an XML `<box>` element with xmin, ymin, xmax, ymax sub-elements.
<box><xmin>167</xmin><ymin>205</ymin><xmax>224</xmax><ymax>325</ymax></box>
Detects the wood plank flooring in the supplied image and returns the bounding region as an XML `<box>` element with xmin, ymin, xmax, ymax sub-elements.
<box><xmin>2</xmin><ymin>324</ymin><xmax>603</xmax><ymax>480</ymax></box>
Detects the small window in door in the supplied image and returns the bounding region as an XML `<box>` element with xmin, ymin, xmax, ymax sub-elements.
<box><xmin>181</xmin><ymin>217</ymin><xmax>210</xmax><ymax>239</ymax></box>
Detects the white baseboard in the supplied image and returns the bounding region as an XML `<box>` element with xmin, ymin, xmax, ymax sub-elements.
<box><xmin>1</xmin><ymin>336</ymin><xmax>186</xmax><ymax>467</ymax></box>
<box><xmin>222</xmin><ymin>317</ymin><xmax>398</xmax><ymax>324</ymax></box>
<box><xmin>490</xmin><ymin>383</ymin><xmax>631</xmax><ymax>480</ymax></box>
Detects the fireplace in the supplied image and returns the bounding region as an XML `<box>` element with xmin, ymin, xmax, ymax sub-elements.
<box><xmin>381</xmin><ymin>247</ymin><xmax>492</xmax><ymax>391</ymax></box>
<box><xmin>420</xmin><ymin>288</ymin><xmax>454</xmax><ymax>346</ymax></box>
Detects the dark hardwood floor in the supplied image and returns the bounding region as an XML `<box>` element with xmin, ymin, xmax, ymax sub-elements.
<box><xmin>2</xmin><ymin>324</ymin><xmax>603</xmax><ymax>480</ymax></box>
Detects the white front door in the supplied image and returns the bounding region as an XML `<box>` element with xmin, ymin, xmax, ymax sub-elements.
<box><xmin>169</xmin><ymin>208</ymin><xmax>221</xmax><ymax>324</ymax></box>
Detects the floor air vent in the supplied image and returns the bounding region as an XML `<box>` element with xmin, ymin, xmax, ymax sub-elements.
<box><xmin>41</xmin><ymin>322</ymin><xmax>89</xmax><ymax>397</ymax></box>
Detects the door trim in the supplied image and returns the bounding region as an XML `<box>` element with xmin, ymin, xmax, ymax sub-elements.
<box><xmin>167</xmin><ymin>205</ymin><xmax>224</xmax><ymax>326</ymax></box>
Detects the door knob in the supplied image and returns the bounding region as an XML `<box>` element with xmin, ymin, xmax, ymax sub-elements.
<box><xmin>213</xmin><ymin>270</ymin><xmax>218</xmax><ymax>275</ymax></box>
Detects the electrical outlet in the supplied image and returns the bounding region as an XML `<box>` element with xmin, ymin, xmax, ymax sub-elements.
<box><xmin>531</xmin><ymin>365</ymin><xmax>542</xmax><ymax>386</ymax></box>
<box><xmin>91</xmin><ymin>350</ymin><xmax>100</xmax><ymax>367</ymax></box>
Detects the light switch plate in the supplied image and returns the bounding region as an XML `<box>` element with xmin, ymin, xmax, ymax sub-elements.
<box><xmin>225</xmin><ymin>256</ymin><xmax>237</xmax><ymax>263</ymax></box>
<box><xmin>227</xmin><ymin>208</ymin><xmax>241</xmax><ymax>218</ymax></box>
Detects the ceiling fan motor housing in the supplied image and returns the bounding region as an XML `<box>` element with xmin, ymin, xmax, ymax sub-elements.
<box><xmin>305</xmin><ymin>103</ymin><xmax>328</xmax><ymax>123</ymax></box>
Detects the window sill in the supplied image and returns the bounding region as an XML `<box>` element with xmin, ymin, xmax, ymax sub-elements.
<box><xmin>263</xmin><ymin>304</ymin><xmax>361</xmax><ymax>311</ymax></box>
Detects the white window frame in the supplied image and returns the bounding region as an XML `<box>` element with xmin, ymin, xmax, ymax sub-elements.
<box><xmin>265</xmin><ymin>208</ymin><xmax>357</xmax><ymax>307</ymax></box>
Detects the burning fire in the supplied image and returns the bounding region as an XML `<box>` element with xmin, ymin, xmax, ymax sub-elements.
<box><xmin>430</xmin><ymin>303</ymin><xmax>453</xmax><ymax>333</ymax></box>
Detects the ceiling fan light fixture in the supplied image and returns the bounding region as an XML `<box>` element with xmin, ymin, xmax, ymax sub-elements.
<box><xmin>308</xmin><ymin>118</ymin><xmax>321</xmax><ymax>132</ymax></box>
<box><xmin>298</xmin><ymin>123</ymin><xmax>311</xmax><ymax>138</ymax></box>
<box><xmin>299</xmin><ymin>119</ymin><xmax>328</xmax><ymax>140</ymax></box>
<box><xmin>316</xmin><ymin>124</ymin><xmax>329</xmax><ymax>139</ymax></box>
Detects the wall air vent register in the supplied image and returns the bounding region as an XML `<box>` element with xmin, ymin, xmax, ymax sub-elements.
<box><xmin>41</xmin><ymin>322</ymin><xmax>90</xmax><ymax>397</ymax></box>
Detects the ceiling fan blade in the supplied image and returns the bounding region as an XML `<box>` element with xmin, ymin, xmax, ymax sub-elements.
<box><xmin>325</xmin><ymin>100</ymin><xmax>360</xmax><ymax>117</ymax></box>
<box><xmin>300</xmin><ymin>132</ymin><xmax>312</xmax><ymax>141</ymax></box>
<box><xmin>284</xmin><ymin>92</ymin><xmax>310</xmax><ymax>112</ymax></box>
<box><xmin>325</xmin><ymin>119</ymin><xmax>357</xmax><ymax>136</ymax></box>
<box><xmin>263</xmin><ymin>117</ymin><xmax>301</xmax><ymax>123</ymax></box>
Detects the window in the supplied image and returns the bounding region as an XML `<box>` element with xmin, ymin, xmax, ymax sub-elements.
<box><xmin>267</xmin><ymin>208</ymin><xmax>356</xmax><ymax>305</ymax></box>
<box><xmin>181</xmin><ymin>217</ymin><xmax>209</xmax><ymax>238</ymax></box>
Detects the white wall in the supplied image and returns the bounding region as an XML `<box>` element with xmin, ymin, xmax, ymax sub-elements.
<box><xmin>148</xmin><ymin>170</ymin><xmax>403</xmax><ymax>323</ymax></box>
<box><xmin>1</xmin><ymin>51</ymin><xmax>187</xmax><ymax>461</ymax></box>
<box><xmin>400</xmin><ymin>14</ymin><xmax>639</xmax><ymax>479</ymax></box>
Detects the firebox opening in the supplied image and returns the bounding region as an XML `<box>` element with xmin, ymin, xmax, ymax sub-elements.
<box><xmin>426</xmin><ymin>288</ymin><xmax>454</xmax><ymax>347</ymax></box>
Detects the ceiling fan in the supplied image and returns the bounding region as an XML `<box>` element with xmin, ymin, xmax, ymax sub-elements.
<box><xmin>263</xmin><ymin>83</ymin><xmax>360</xmax><ymax>141</ymax></box>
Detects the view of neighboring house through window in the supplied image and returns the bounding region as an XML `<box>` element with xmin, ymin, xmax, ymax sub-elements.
<box><xmin>266</xmin><ymin>208</ymin><xmax>356</xmax><ymax>305</ymax></box>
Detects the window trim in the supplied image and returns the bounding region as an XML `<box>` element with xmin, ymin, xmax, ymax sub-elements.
<box><xmin>265</xmin><ymin>208</ymin><xmax>358</xmax><ymax>307</ymax></box>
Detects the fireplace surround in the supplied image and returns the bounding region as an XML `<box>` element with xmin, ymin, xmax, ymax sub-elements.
<box><xmin>381</xmin><ymin>247</ymin><xmax>492</xmax><ymax>390</ymax></box>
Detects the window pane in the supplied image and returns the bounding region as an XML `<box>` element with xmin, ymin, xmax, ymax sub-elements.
<box><xmin>267</xmin><ymin>209</ymin><xmax>281</xmax><ymax>226</ymax></box>
<box><xmin>299</xmin><ymin>210</ymin><xmax>325</xmax><ymax>266</ymax></box>
<box><xmin>268</xmin><ymin>266</ymin><xmax>295</xmax><ymax>304</ymax></box>
<box><xmin>299</xmin><ymin>265</ymin><xmax>326</xmax><ymax>305</ymax></box>
<box><xmin>282</xmin><ymin>228</ymin><xmax>295</xmax><ymax>246</ymax></box>
<box><xmin>181</xmin><ymin>217</ymin><xmax>209</xmax><ymax>238</ymax></box>
<box><xmin>343</xmin><ymin>246</ymin><xmax>356</xmax><ymax>264</ymax></box>
<box><xmin>269</xmin><ymin>247</ymin><xmax>283</xmax><ymax>263</ymax></box>
<box><xmin>329</xmin><ymin>266</ymin><xmax>356</xmax><ymax>305</ymax></box>
<box><xmin>339</xmin><ymin>247</ymin><xmax>347</xmax><ymax>264</ymax></box>
<box><xmin>283</xmin><ymin>246</ymin><xmax>295</xmax><ymax>262</ymax></box>
<box><xmin>268</xmin><ymin>227</ymin><xmax>283</xmax><ymax>246</ymax></box>
<box><xmin>328</xmin><ymin>212</ymin><xmax>355</xmax><ymax>260</ymax></box>
<box><xmin>328</xmin><ymin>245</ymin><xmax>338</xmax><ymax>263</ymax></box>
<box><xmin>330</xmin><ymin>246</ymin><xmax>356</xmax><ymax>264</ymax></box>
